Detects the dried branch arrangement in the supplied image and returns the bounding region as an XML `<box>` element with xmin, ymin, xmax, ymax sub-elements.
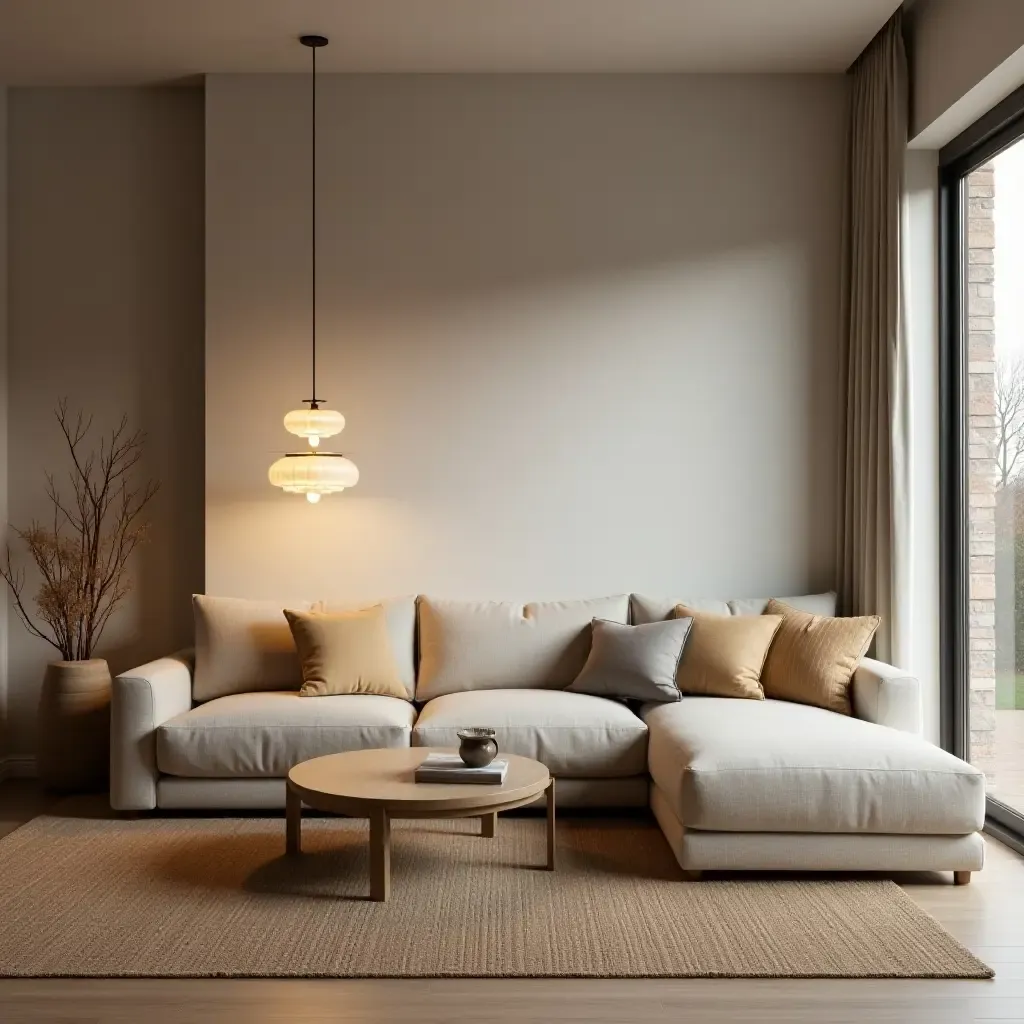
<box><xmin>1</xmin><ymin>401</ymin><xmax>159</xmax><ymax>661</ymax></box>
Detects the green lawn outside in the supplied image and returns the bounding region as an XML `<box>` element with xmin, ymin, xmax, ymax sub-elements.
<box><xmin>996</xmin><ymin>671</ymin><xmax>1024</xmax><ymax>710</ymax></box>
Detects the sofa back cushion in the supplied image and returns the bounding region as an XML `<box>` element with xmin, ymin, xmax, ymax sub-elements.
<box><xmin>416</xmin><ymin>596</ymin><xmax>629</xmax><ymax>700</ymax></box>
<box><xmin>194</xmin><ymin>595</ymin><xmax>417</xmax><ymax>702</ymax></box>
<box><xmin>730</xmin><ymin>592</ymin><xmax>838</xmax><ymax>617</ymax></box>
<box><xmin>193</xmin><ymin>595</ymin><xmax>305</xmax><ymax>702</ymax></box>
<box><xmin>631</xmin><ymin>591</ymin><xmax>836</xmax><ymax>625</ymax></box>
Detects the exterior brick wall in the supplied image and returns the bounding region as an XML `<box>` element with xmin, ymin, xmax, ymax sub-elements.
<box><xmin>967</xmin><ymin>163</ymin><xmax>997</xmax><ymax>784</ymax></box>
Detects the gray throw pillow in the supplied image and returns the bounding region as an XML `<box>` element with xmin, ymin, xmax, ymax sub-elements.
<box><xmin>568</xmin><ymin>617</ymin><xmax>693</xmax><ymax>703</ymax></box>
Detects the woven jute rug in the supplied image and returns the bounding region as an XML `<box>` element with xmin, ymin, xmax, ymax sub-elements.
<box><xmin>0</xmin><ymin>811</ymin><xmax>992</xmax><ymax>979</ymax></box>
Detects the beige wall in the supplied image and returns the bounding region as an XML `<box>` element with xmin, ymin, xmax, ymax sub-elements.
<box><xmin>206</xmin><ymin>74</ymin><xmax>846</xmax><ymax>605</ymax></box>
<box><xmin>4</xmin><ymin>88</ymin><xmax>205</xmax><ymax>758</ymax></box>
<box><xmin>0</xmin><ymin>89</ymin><xmax>7</xmax><ymax>763</ymax></box>
<box><xmin>907</xmin><ymin>0</ymin><xmax>1024</xmax><ymax>147</ymax></box>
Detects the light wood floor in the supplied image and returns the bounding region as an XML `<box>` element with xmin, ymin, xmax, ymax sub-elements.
<box><xmin>1</xmin><ymin>780</ymin><xmax>1023</xmax><ymax>1023</ymax></box>
<box><xmin>995</xmin><ymin>709</ymin><xmax>1024</xmax><ymax>815</ymax></box>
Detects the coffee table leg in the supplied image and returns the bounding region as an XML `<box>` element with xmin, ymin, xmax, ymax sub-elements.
<box><xmin>481</xmin><ymin>812</ymin><xmax>497</xmax><ymax>838</ymax></box>
<box><xmin>546</xmin><ymin>777</ymin><xmax>556</xmax><ymax>871</ymax></box>
<box><xmin>369</xmin><ymin>807</ymin><xmax>391</xmax><ymax>902</ymax></box>
<box><xmin>286</xmin><ymin>782</ymin><xmax>301</xmax><ymax>856</ymax></box>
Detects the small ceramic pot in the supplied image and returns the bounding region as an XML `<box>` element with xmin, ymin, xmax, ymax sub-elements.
<box><xmin>457</xmin><ymin>728</ymin><xmax>499</xmax><ymax>768</ymax></box>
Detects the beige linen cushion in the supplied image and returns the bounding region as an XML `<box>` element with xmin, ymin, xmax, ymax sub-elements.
<box><xmin>761</xmin><ymin>599</ymin><xmax>879</xmax><ymax>715</ymax></box>
<box><xmin>416</xmin><ymin>596</ymin><xmax>629</xmax><ymax>701</ymax></box>
<box><xmin>193</xmin><ymin>595</ymin><xmax>306</xmax><ymax>702</ymax></box>
<box><xmin>285</xmin><ymin>606</ymin><xmax>407</xmax><ymax>699</ymax></box>
<box><xmin>673</xmin><ymin>604</ymin><xmax>781</xmax><ymax>699</ymax></box>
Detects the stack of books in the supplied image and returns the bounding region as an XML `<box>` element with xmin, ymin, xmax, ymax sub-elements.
<box><xmin>414</xmin><ymin>752</ymin><xmax>509</xmax><ymax>785</ymax></box>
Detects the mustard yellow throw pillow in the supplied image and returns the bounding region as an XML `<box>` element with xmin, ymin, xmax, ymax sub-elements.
<box><xmin>673</xmin><ymin>605</ymin><xmax>782</xmax><ymax>700</ymax></box>
<box><xmin>284</xmin><ymin>605</ymin><xmax>407</xmax><ymax>699</ymax></box>
<box><xmin>761</xmin><ymin>599</ymin><xmax>879</xmax><ymax>715</ymax></box>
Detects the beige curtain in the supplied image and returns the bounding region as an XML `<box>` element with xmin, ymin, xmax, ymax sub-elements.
<box><xmin>836</xmin><ymin>11</ymin><xmax>910</xmax><ymax>667</ymax></box>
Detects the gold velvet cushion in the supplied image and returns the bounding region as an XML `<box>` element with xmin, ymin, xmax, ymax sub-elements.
<box><xmin>673</xmin><ymin>605</ymin><xmax>782</xmax><ymax>699</ymax></box>
<box><xmin>284</xmin><ymin>605</ymin><xmax>408</xmax><ymax>699</ymax></box>
<box><xmin>760</xmin><ymin>599</ymin><xmax>879</xmax><ymax>715</ymax></box>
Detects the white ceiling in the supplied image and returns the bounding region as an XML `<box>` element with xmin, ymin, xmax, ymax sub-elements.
<box><xmin>0</xmin><ymin>0</ymin><xmax>902</xmax><ymax>84</ymax></box>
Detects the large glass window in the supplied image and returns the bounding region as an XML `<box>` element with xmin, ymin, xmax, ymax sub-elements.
<box><xmin>946</xmin><ymin>101</ymin><xmax>1024</xmax><ymax>839</ymax></box>
<box><xmin>966</xmin><ymin>147</ymin><xmax>1024</xmax><ymax>814</ymax></box>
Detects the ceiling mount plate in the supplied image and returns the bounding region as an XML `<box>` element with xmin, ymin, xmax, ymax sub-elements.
<box><xmin>299</xmin><ymin>35</ymin><xmax>329</xmax><ymax>48</ymax></box>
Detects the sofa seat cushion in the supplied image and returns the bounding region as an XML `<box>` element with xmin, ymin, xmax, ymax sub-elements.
<box><xmin>157</xmin><ymin>691</ymin><xmax>416</xmax><ymax>778</ymax></box>
<box><xmin>413</xmin><ymin>689</ymin><xmax>648</xmax><ymax>778</ymax></box>
<box><xmin>643</xmin><ymin>697</ymin><xmax>985</xmax><ymax>835</ymax></box>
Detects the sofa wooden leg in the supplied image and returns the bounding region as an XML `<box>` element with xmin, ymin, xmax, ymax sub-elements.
<box><xmin>954</xmin><ymin>871</ymin><xmax>972</xmax><ymax>886</ymax></box>
<box><xmin>681</xmin><ymin>870</ymin><xmax>703</xmax><ymax>881</ymax></box>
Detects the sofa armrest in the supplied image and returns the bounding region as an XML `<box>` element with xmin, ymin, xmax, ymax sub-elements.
<box><xmin>851</xmin><ymin>657</ymin><xmax>923</xmax><ymax>736</ymax></box>
<box><xmin>110</xmin><ymin>650</ymin><xmax>194</xmax><ymax>811</ymax></box>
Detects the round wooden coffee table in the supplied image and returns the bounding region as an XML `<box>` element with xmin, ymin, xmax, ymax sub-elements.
<box><xmin>286</xmin><ymin>747</ymin><xmax>555</xmax><ymax>902</ymax></box>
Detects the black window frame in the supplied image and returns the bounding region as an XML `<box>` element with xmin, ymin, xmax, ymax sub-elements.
<box><xmin>940</xmin><ymin>84</ymin><xmax>1024</xmax><ymax>845</ymax></box>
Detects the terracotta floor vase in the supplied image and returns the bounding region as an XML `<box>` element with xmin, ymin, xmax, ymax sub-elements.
<box><xmin>37</xmin><ymin>659</ymin><xmax>112</xmax><ymax>793</ymax></box>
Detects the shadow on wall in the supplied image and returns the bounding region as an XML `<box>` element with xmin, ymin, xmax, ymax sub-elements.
<box><xmin>3</xmin><ymin>87</ymin><xmax>205</xmax><ymax>758</ymax></box>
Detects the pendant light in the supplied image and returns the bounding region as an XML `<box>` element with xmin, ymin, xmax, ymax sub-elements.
<box><xmin>269</xmin><ymin>34</ymin><xmax>359</xmax><ymax>504</ymax></box>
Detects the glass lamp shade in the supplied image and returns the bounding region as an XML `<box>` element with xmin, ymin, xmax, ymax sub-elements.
<box><xmin>268</xmin><ymin>452</ymin><xmax>359</xmax><ymax>503</ymax></box>
<box><xmin>283</xmin><ymin>407</ymin><xmax>345</xmax><ymax>448</ymax></box>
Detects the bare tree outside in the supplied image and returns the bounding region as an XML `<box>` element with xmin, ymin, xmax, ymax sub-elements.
<box><xmin>995</xmin><ymin>357</ymin><xmax>1024</xmax><ymax>488</ymax></box>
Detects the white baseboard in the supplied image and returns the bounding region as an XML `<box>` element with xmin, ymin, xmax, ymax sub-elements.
<box><xmin>0</xmin><ymin>755</ymin><xmax>38</xmax><ymax>781</ymax></box>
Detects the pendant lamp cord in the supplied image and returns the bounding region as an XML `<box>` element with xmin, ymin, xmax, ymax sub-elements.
<box><xmin>310</xmin><ymin>40</ymin><xmax>317</xmax><ymax>407</ymax></box>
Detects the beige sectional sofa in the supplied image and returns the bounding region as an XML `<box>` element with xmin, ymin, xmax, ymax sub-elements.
<box><xmin>110</xmin><ymin>592</ymin><xmax>987</xmax><ymax>877</ymax></box>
